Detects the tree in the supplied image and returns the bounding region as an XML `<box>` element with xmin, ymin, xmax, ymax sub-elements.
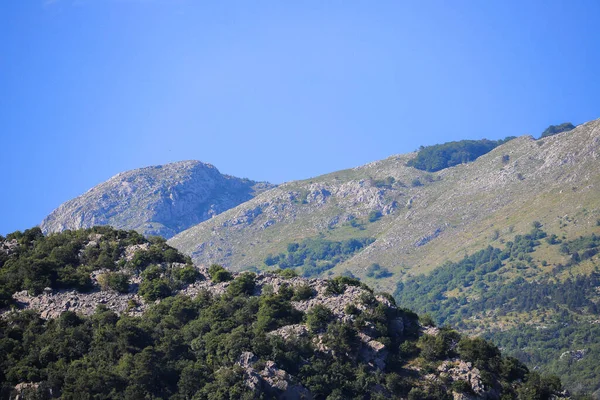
<box><xmin>208</xmin><ymin>264</ymin><xmax>233</xmax><ymax>283</ymax></box>
<box><xmin>306</xmin><ymin>304</ymin><xmax>333</xmax><ymax>333</ymax></box>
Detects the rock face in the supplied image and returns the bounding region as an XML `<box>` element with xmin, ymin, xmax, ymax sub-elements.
<box><xmin>40</xmin><ymin>160</ymin><xmax>275</xmax><ymax>239</ymax></box>
<box><xmin>236</xmin><ymin>352</ymin><xmax>313</xmax><ymax>400</ymax></box>
<box><xmin>438</xmin><ymin>360</ymin><xmax>488</xmax><ymax>396</ymax></box>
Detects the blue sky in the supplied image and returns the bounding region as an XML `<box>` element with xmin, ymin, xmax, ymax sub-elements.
<box><xmin>1</xmin><ymin>0</ymin><xmax>599</xmax><ymax>235</ymax></box>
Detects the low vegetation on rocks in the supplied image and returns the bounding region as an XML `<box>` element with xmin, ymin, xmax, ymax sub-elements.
<box><xmin>0</xmin><ymin>227</ymin><xmax>565</xmax><ymax>399</ymax></box>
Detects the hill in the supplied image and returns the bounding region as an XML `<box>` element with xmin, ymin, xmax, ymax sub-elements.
<box><xmin>169</xmin><ymin>119</ymin><xmax>600</xmax><ymax>292</ymax></box>
<box><xmin>0</xmin><ymin>227</ymin><xmax>563</xmax><ymax>399</ymax></box>
<box><xmin>40</xmin><ymin>160</ymin><xmax>275</xmax><ymax>239</ymax></box>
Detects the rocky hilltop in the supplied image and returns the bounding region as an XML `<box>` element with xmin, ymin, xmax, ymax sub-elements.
<box><xmin>40</xmin><ymin>160</ymin><xmax>275</xmax><ymax>239</ymax></box>
<box><xmin>169</xmin><ymin>119</ymin><xmax>600</xmax><ymax>290</ymax></box>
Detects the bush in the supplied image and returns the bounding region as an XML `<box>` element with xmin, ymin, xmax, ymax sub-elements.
<box><xmin>208</xmin><ymin>264</ymin><xmax>233</xmax><ymax>283</ymax></box>
<box><xmin>368</xmin><ymin>210</ymin><xmax>382</xmax><ymax>223</ymax></box>
<box><xmin>274</xmin><ymin>268</ymin><xmax>298</xmax><ymax>279</ymax></box>
<box><xmin>418</xmin><ymin>328</ymin><xmax>460</xmax><ymax>361</ymax></box>
<box><xmin>98</xmin><ymin>272</ymin><xmax>130</xmax><ymax>293</ymax></box>
<box><xmin>227</xmin><ymin>273</ymin><xmax>256</xmax><ymax>296</ymax></box>
<box><xmin>292</xmin><ymin>284</ymin><xmax>316</xmax><ymax>301</ymax></box>
<box><xmin>344</xmin><ymin>304</ymin><xmax>360</xmax><ymax>315</ymax></box>
<box><xmin>359</xmin><ymin>292</ymin><xmax>377</xmax><ymax>307</ymax></box>
<box><xmin>450</xmin><ymin>380</ymin><xmax>473</xmax><ymax>394</ymax></box>
<box><xmin>306</xmin><ymin>304</ymin><xmax>334</xmax><ymax>333</ymax></box>
<box><xmin>138</xmin><ymin>278</ymin><xmax>172</xmax><ymax>301</ymax></box>
<box><xmin>172</xmin><ymin>265</ymin><xmax>201</xmax><ymax>284</ymax></box>
<box><xmin>407</xmin><ymin>138</ymin><xmax>514</xmax><ymax>172</ymax></box>
<box><xmin>540</xmin><ymin>122</ymin><xmax>575</xmax><ymax>138</ymax></box>
<box><xmin>255</xmin><ymin>293</ymin><xmax>303</xmax><ymax>332</ymax></box>
<box><xmin>325</xmin><ymin>276</ymin><xmax>364</xmax><ymax>296</ymax></box>
<box><xmin>458</xmin><ymin>337</ymin><xmax>500</xmax><ymax>365</ymax></box>
<box><xmin>419</xmin><ymin>314</ymin><xmax>436</xmax><ymax>327</ymax></box>
<box><xmin>366</xmin><ymin>263</ymin><xmax>393</xmax><ymax>279</ymax></box>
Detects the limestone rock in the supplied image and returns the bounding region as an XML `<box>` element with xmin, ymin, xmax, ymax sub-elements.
<box><xmin>40</xmin><ymin>160</ymin><xmax>275</xmax><ymax>239</ymax></box>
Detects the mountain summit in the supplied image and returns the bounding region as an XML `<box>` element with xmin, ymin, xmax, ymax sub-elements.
<box><xmin>40</xmin><ymin>160</ymin><xmax>275</xmax><ymax>238</ymax></box>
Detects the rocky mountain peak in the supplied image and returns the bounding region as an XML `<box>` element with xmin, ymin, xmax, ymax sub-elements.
<box><xmin>40</xmin><ymin>160</ymin><xmax>275</xmax><ymax>239</ymax></box>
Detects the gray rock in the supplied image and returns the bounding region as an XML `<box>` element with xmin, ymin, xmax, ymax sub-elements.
<box><xmin>40</xmin><ymin>160</ymin><xmax>275</xmax><ymax>239</ymax></box>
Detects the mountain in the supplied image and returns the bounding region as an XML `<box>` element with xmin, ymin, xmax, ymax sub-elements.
<box><xmin>169</xmin><ymin>119</ymin><xmax>600</xmax><ymax>292</ymax></box>
<box><xmin>0</xmin><ymin>227</ymin><xmax>564</xmax><ymax>399</ymax></box>
<box><xmin>31</xmin><ymin>118</ymin><xmax>600</xmax><ymax>395</ymax></box>
<box><xmin>40</xmin><ymin>160</ymin><xmax>275</xmax><ymax>239</ymax></box>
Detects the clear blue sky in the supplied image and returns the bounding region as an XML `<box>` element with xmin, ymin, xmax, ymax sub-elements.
<box><xmin>1</xmin><ymin>0</ymin><xmax>599</xmax><ymax>235</ymax></box>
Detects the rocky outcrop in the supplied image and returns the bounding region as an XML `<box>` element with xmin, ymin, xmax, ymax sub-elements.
<box><xmin>438</xmin><ymin>360</ymin><xmax>490</xmax><ymax>397</ymax></box>
<box><xmin>357</xmin><ymin>332</ymin><xmax>388</xmax><ymax>370</ymax></box>
<box><xmin>11</xmin><ymin>288</ymin><xmax>146</xmax><ymax>319</ymax></box>
<box><xmin>1</xmin><ymin>239</ymin><xmax>19</xmax><ymax>255</ymax></box>
<box><xmin>40</xmin><ymin>160</ymin><xmax>275</xmax><ymax>239</ymax></box>
<box><xmin>236</xmin><ymin>352</ymin><xmax>313</xmax><ymax>400</ymax></box>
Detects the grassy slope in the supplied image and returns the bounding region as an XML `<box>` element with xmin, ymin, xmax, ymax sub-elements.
<box><xmin>169</xmin><ymin>119</ymin><xmax>600</xmax><ymax>293</ymax></box>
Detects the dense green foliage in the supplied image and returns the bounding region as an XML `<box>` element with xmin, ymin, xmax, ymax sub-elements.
<box><xmin>0</xmin><ymin>227</ymin><xmax>193</xmax><ymax>307</ymax></box>
<box><xmin>0</xmin><ymin>287</ymin><xmax>550</xmax><ymax>399</ymax></box>
<box><xmin>540</xmin><ymin>122</ymin><xmax>575</xmax><ymax>138</ymax></box>
<box><xmin>264</xmin><ymin>236</ymin><xmax>375</xmax><ymax>277</ymax></box>
<box><xmin>0</xmin><ymin>227</ymin><xmax>564</xmax><ymax>399</ymax></box>
<box><xmin>395</xmin><ymin>227</ymin><xmax>600</xmax><ymax>395</ymax></box>
<box><xmin>406</xmin><ymin>137</ymin><xmax>515</xmax><ymax>172</ymax></box>
<box><xmin>208</xmin><ymin>264</ymin><xmax>233</xmax><ymax>283</ymax></box>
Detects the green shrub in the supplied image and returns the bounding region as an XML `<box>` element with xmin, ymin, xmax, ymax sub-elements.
<box><xmin>344</xmin><ymin>304</ymin><xmax>360</xmax><ymax>315</ymax></box>
<box><xmin>138</xmin><ymin>278</ymin><xmax>172</xmax><ymax>301</ymax></box>
<box><xmin>227</xmin><ymin>273</ymin><xmax>256</xmax><ymax>296</ymax></box>
<box><xmin>366</xmin><ymin>263</ymin><xmax>393</xmax><ymax>279</ymax></box>
<box><xmin>255</xmin><ymin>293</ymin><xmax>303</xmax><ymax>332</ymax></box>
<box><xmin>419</xmin><ymin>314</ymin><xmax>436</xmax><ymax>327</ymax></box>
<box><xmin>208</xmin><ymin>264</ymin><xmax>233</xmax><ymax>283</ymax></box>
<box><xmin>450</xmin><ymin>380</ymin><xmax>473</xmax><ymax>394</ymax></box>
<box><xmin>172</xmin><ymin>265</ymin><xmax>201</xmax><ymax>284</ymax></box>
<box><xmin>458</xmin><ymin>337</ymin><xmax>500</xmax><ymax>366</ymax></box>
<box><xmin>274</xmin><ymin>268</ymin><xmax>298</xmax><ymax>278</ymax></box>
<box><xmin>325</xmin><ymin>276</ymin><xmax>363</xmax><ymax>296</ymax></box>
<box><xmin>368</xmin><ymin>210</ymin><xmax>382</xmax><ymax>223</ymax></box>
<box><xmin>359</xmin><ymin>292</ymin><xmax>377</xmax><ymax>307</ymax></box>
<box><xmin>407</xmin><ymin>138</ymin><xmax>514</xmax><ymax>172</ymax></box>
<box><xmin>306</xmin><ymin>304</ymin><xmax>334</xmax><ymax>333</ymax></box>
<box><xmin>540</xmin><ymin>122</ymin><xmax>575</xmax><ymax>138</ymax></box>
<box><xmin>98</xmin><ymin>272</ymin><xmax>130</xmax><ymax>293</ymax></box>
<box><xmin>292</xmin><ymin>284</ymin><xmax>316</xmax><ymax>301</ymax></box>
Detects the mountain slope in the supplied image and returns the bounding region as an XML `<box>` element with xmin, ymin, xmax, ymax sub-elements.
<box><xmin>0</xmin><ymin>227</ymin><xmax>563</xmax><ymax>400</ymax></box>
<box><xmin>40</xmin><ymin>160</ymin><xmax>275</xmax><ymax>239</ymax></box>
<box><xmin>169</xmin><ymin>119</ymin><xmax>600</xmax><ymax>291</ymax></box>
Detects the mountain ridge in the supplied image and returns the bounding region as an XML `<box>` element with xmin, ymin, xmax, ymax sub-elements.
<box><xmin>40</xmin><ymin>160</ymin><xmax>275</xmax><ymax>239</ymax></box>
<box><xmin>168</xmin><ymin>119</ymin><xmax>600</xmax><ymax>292</ymax></box>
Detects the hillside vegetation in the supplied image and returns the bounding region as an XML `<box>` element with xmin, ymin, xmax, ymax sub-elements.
<box><xmin>169</xmin><ymin>119</ymin><xmax>600</xmax><ymax>292</ymax></box>
<box><xmin>0</xmin><ymin>227</ymin><xmax>564</xmax><ymax>399</ymax></box>
<box><xmin>395</xmin><ymin>224</ymin><xmax>600</xmax><ymax>395</ymax></box>
<box><xmin>540</xmin><ymin>123</ymin><xmax>575</xmax><ymax>139</ymax></box>
<box><xmin>405</xmin><ymin>137</ymin><xmax>515</xmax><ymax>172</ymax></box>
<box><xmin>0</xmin><ymin>227</ymin><xmax>193</xmax><ymax>309</ymax></box>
